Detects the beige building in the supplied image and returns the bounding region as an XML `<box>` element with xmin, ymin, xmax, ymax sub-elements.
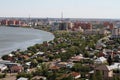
<box><xmin>95</xmin><ymin>65</ymin><xmax>113</xmax><ymax>80</ymax></box>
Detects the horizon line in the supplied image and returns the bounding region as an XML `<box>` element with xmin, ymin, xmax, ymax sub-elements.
<box><xmin>0</xmin><ymin>16</ymin><xmax>120</xmax><ymax>20</ymax></box>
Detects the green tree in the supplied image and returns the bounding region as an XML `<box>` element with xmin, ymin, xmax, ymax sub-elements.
<box><xmin>72</xmin><ymin>63</ymin><xmax>82</xmax><ymax>72</ymax></box>
<box><xmin>61</xmin><ymin>75</ymin><xmax>74</xmax><ymax>80</ymax></box>
<box><xmin>1</xmin><ymin>55</ymin><xmax>9</xmax><ymax>60</ymax></box>
<box><xmin>95</xmin><ymin>70</ymin><xmax>103</xmax><ymax>80</ymax></box>
<box><xmin>16</xmin><ymin>72</ymin><xmax>32</xmax><ymax>79</ymax></box>
<box><xmin>36</xmin><ymin>63</ymin><xmax>49</xmax><ymax>77</ymax></box>
<box><xmin>31</xmin><ymin>59</ymin><xmax>38</xmax><ymax>67</ymax></box>
<box><xmin>91</xmin><ymin>74</ymin><xmax>97</xmax><ymax>80</ymax></box>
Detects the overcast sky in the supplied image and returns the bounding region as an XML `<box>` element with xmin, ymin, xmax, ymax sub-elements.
<box><xmin>0</xmin><ymin>0</ymin><xmax>120</xmax><ymax>19</ymax></box>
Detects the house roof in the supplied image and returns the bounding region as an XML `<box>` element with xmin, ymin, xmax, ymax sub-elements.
<box><xmin>110</xmin><ymin>63</ymin><xmax>120</xmax><ymax>69</ymax></box>
<box><xmin>58</xmin><ymin>62</ymin><xmax>67</xmax><ymax>65</ymax></box>
<box><xmin>95</xmin><ymin>57</ymin><xmax>106</xmax><ymax>63</ymax></box>
<box><xmin>31</xmin><ymin>52</ymin><xmax>44</xmax><ymax>58</ymax></box>
<box><xmin>95</xmin><ymin>65</ymin><xmax>112</xmax><ymax>71</ymax></box>
<box><xmin>0</xmin><ymin>64</ymin><xmax>7</xmax><ymax>71</ymax></box>
<box><xmin>32</xmin><ymin>76</ymin><xmax>46</xmax><ymax>80</ymax></box>
<box><xmin>49</xmin><ymin>66</ymin><xmax>60</xmax><ymax>70</ymax></box>
<box><xmin>10</xmin><ymin>65</ymin><xmax>23</xmax><ymax>71</ymax></box>
<box><xmin>0</xmin><ymin>64</ymin><xmax>7</xmax><ymax>68</ymax></box>
<box><xmin>17</xmin><ymin>77</ymin><xmax>28</xmax><ymax>80</ymax></box>
<box><xmin>70</xmin><ymin>72</ymin><xmax>80</xmax><ymax>77</ymax></box>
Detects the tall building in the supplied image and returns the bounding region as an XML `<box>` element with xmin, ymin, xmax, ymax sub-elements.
<box><xmin>51</xmin><ymin>22</ymin><xmax>60</xmax><ymax>31</ymax></box>
<box><xmin>59</xmin><ymin>22</ymin><xmax>68</xmax><ymax>30</ymax></box>
<box><xmin>111</xmin><ymin>27</ymin><xmax>120</xmax><ymax>38</ymax></box>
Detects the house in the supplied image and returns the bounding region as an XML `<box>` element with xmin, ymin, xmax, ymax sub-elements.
<box><xmin>70</xmin><ymin>72</ymin><xmax>81</xmax><ymax>79</ymax></box>
<box><xmin>10</xmin><ymin>65</ymin><xmax>23</xmax><ymax>73</ymax></box>
<box><xmin>17</xmin><ymin>77</ymin><xmax>28</xmax><ymax>80</ymax></box>
<box><xmin>31</xmin><ymin>52</ymin><xmax>44</xmax><ymax>58</ymax></box>
<box><xmin>95</xmin><ymin>65</ymin><xmax>113</xmax><ymax>79</ymax></box>
<box><xmin>98</xmin><ymin>51</ymin><xmax>107</xmax><ymax>57</ymax></box>
<box><xmin>69</xmin><ymin>54</ymin><xmax>83</xmax><ymax>62</ymax></box>
<box><xmin>110</xmin><ymin>63</ymin><xmax>120</xmax><ymax>70</ymax></box>
<box><xmin>49</xmin><ymin>66</ymin><xmax>60</xmax><ymax>71</ymax></box>
<box><xmin>94</xmin><ymin>57</ymin><xmax>107</xmax><ymax>64</ymax></box>
<box><xmin>61</xmin><ymin>48</ymin><xmax>66</xmax><ymax>53</ymax></box>
<box><xmin>0</xmin><ymin>60</ymin><xmax>11</xmax><ymax>64</ymax></box>
<box><xmin>56</xmin><ymin>62</ymin><xmax>68</xmax><ymax>67</ymax></box>
<box><xmin>8</xmin><ymin>53</ymin><xmax>14</xmax><ymax>57</ymax></box>
<box><xmin>0</xmin><ymin>64</ymin><xmax>7</xmax><ymax>72</ymax></box>
<box><xmin>66</xmin><ymin>62</ymin><xmax>74</xmax><ymax>68</ymax></box>
<box><xmin>114</xmin><ymin>54</ymin><xmax>120</xmax><ymax>62</ymax></box>
<box><xmin>32</xmin><ymin>76</ymin><xmax>47</xmax><ymax>80</ymax></box>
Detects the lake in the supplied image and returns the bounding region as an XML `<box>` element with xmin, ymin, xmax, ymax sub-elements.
<box><xmin>0</xmin><ymin>26</ymin><xmax>54</xmax><ymax>56</ymax></box>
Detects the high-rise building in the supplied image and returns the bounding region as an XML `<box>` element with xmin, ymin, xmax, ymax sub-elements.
<box><xmin>111</xmin><ymin>27</ymin><xmax>120</xmax><ymax>38</ymax></box>
<box><xmin>59</xmin><ymin>22</ymin><xmax>68</xmax><ymax>30</ymax></box>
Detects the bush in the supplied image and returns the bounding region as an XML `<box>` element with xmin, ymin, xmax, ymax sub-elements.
<box><xmin>16</xmin><ymin>72</ymin><xmax>33</xmax><ymax>79</ymax></box>
<box><xmin>0</xmin><ymin>73</ymin><xmax>6</xmax><ymax>78</ymax></box>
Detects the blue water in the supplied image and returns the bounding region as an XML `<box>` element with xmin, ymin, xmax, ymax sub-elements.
<box><xmin>0</xmin><ymin>26</ymin><xmax>54</xmax><ymax>56</ymax></box>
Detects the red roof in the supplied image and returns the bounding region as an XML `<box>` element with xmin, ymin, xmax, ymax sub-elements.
<box><xmin>70</xmin><ymin>72</ymin><xmax>80</xmax><ymax>77</ymax></box>
<box><xmin>10</xmin><ymin>65</ymin><xmax>23</xmax><ymax>72</ymax></box>
<box><xmin>49</xmin><ymin>66</ymin><xmax>60</xmax><ymax>70</ymax></box>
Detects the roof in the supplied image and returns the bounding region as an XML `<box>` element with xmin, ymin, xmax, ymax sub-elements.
<box><xmin>70</xmin><ymin>72</ymin><xmax>80</xmax><ymax>77</ymax></box>
<box><xmin>36</xmin><ymin>52</ymin><xmax>44</xmax><ymax>55</ymax></box>
<box><xmin>0</xmin><ymin>64</ymin><xmax>6</xmax><ymax>68</ymax></box>
<box><xmin>31</xmin><ymin>52</ymin><xmax>44</xmax><ymax>58</ymax></box>
<box><xmin>58</xmin><ymin>62</ymin><xmax>67</xmax><ymax>65</ymax></box>
<box><xmin>49</xmin><ymin>66</ymin><xmax>60</xmax><ymax>70</ymax></box>
<box><xmin>110</xmin><ymin>63</ymin><xmax>120</xmax><ymax>69</ymax></box>
<box><xmin>95</xmin><ymin>57</ymin><xmax>106</xmax><ymax>63</ymax></box>
<box><xmin>0</xmin><ymin>64</ymin><xmax>7</xmax><ymax>71</ymax></box>
<box><xmin>8</xmin><ymin>53</ymin><xmax>14</xmax><ymax>57</ymax></box>
<box><xmin>17</xmin><ymin>77</ymin><xmax>28</xmax><ymax>80</ymax></box>
<box><xmin>10</xmin><ymin>65</ymin><xmax>23</xmax><ymax>71</ymax></box>
<box><xmin>32</xmin><ymin>76</ymin><xmax>46</xmax><ymax>80</ymax></box>
<box><xmin>95</xmin><ymin>65</ymin><xmax>112</xmax><ymax>71</ymax></box>
<box><xmin>89</xmin><ymin>70</ymin><xmax>94</xmax><ymax>74</ymax></box>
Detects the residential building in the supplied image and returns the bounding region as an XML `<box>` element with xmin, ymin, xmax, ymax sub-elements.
<box><xmin>94</xmin><ymin>57</ymin><xmax>107</xmax><ymax>64</ymax></box>
<box><xmin>70</xmin><ymin>72</ymin><xmax>81</xmax><ymax>79</ymax></box>
<box><xmin>95</xmin><ymin>65</ymin><xmax>113</xmax><ymax>79</ymax></box>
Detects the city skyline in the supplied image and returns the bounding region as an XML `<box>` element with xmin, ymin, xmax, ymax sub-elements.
<box><xmin>0</xmin><ymin>0</ymin><xmax>120</xmax><ymax>19</ymax></box>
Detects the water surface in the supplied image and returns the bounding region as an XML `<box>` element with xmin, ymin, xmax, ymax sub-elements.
<box><xmin>0</xmin><ymin>26</ymin><xmax>54</xmax><ymax>56</ymax></box>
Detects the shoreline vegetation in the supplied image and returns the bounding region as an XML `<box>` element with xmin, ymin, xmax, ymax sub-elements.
<box><xmin>0</xmin><ymin>26</ymin><xmax>106</xmax><ymax>80</ymax></box>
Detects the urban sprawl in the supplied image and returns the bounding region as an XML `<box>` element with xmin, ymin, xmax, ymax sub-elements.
<box><xmin>0</xmin><ymin>18</ymin><xmax>120</xmax><ymax>80</ymax></box>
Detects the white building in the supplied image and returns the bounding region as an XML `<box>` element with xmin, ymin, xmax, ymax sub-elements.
<box><xmin>94</xmin><ymin>57</ymin><xmax>107</xmax><ymax>64</ymax></box>
<box><xmin>0</xmin><ymin>64</ymin><xmax>7</xmax><ymax>72</ymax></box>
<box><xmin>110</xmin><ymin>63</ymin><xmax>120</xmax><ymax>70</ymax></box>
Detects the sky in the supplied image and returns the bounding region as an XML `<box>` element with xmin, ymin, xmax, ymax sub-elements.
<box><xmin>0</xmin><ymin>0</ymin><xmax>120</xmax><ymax>19</ymax></box>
